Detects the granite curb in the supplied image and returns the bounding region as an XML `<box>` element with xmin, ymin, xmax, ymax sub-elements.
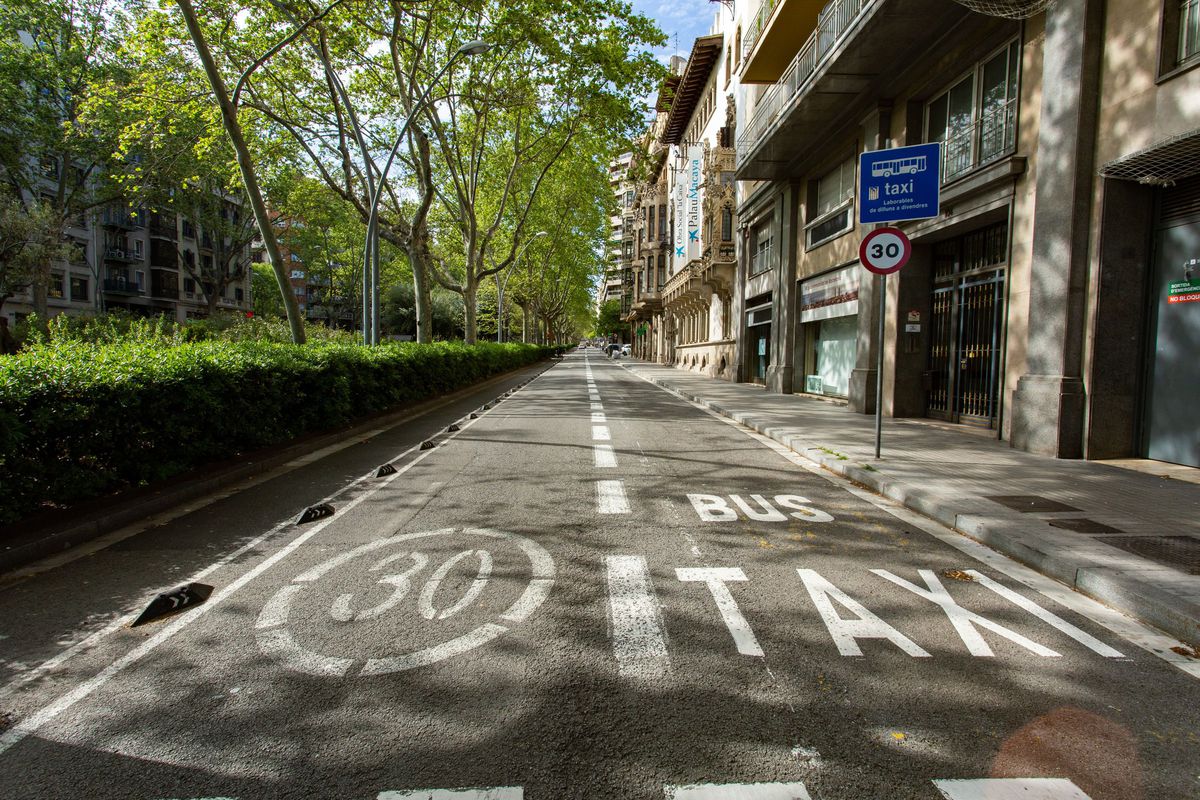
<box><xmin>0</xmin><ymin>360</ymin><xmax>555</xmax><ymax>576</ymax></box>
<box><xmin>626</xmin><ymin>365</ymin><xmax>1200</xmax><ymax>648</ymax></box>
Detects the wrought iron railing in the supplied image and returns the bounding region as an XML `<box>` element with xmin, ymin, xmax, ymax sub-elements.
<box><xmin>939</xmin><ymin>97</ymin><xmax>1017</xmax><ymax>183</ymax></box>
<box><xmin>738</xmin><ymin>0</ymin><xmax>877</xmax><ymax>164</ymax></box>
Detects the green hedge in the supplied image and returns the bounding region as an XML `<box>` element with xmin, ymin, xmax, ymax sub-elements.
<box><xmin>0</xmin><ymin>339</ymin><xmax>554</xmax><ymax>526</ymax></box>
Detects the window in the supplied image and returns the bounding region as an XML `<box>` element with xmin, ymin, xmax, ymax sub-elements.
<box><xmin>39</xmin><ymin>157</ymin><xmax>58</xmax><ymax>179</ymax></box>
<box><xmin>658</xmin><ymin>204</ymin><xmax>667</xmax><ymax>239</ymax></box>
<box><xmin>49</xmin><ymin>272</ymin><xmax>64</xmax><ymax>299</ymax></box>
<box><xmin>721</xmin><ymin>208</ymin><xmax>733</xmax><ymax>242</ymax></box>
<box><xmin>657</xmin><ymin>253</ymin><xmax>666</xmax><ymax>287</ymax></box>
<box><xmin>133</xmin><ymin>240</ymin><xmax>143</xmax><ymax>258</ymax></box>
<box><xmin>235</xmin><ymin>287</ymin><xmax>244</xmax><ymax>303</ymax></box>
<box><xmin>1163</xmin><ymin>0</ymin><xmax>1200</xmax><ymax>73</ymax></box>
<box><xmin>648</xmin><ymin>205</ymin><xmax>656</xmax><ymax>239</ymax></box>
<box><xmin>806</xmin><ymin>159</ymin><xmax>855</xmax><ymax>248</ymax></box>
<box><xmin>624</xmin><ymin>190</ymin><xmax>634</xmax><ymax>208</ymax></box>
<box><xmin>1182</xmin><ymin>0</ymin><xmax>1200</xmax><ymax>63</ymax></box>
<box><xmin>184</xmin><ymin>277</ymin><xmax>196</xmax><ymax>294</ymax></box>
<box><xmin>750</xmin><ymin>219</ymin><xmax>774</xmax><ymax>275</ymax></box>
<box><xmin>926</xmin><ymin>40</ymin><xmax>1019</xmax><ymax>183</ymax></box>
<box><xmin>70</xmin><ymin>276</ymin><xmax>88</xmax><ymax>302</ymax></box>
<box><xmin>181</xmin><ymin>219</ymin><xmax>195</xmax><ymax>239</ymax></box>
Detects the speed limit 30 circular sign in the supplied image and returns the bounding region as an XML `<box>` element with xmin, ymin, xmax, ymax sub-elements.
<box><xmin>859</xmin><ymin>227</ymin><xmax>912</xmax><ymax>275</ymax></box>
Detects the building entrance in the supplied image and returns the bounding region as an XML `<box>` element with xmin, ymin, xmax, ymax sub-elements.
<box><xmin>745</xmin><ymin>293</ymin><xmax>772</xmax><ymax>385</ymax></box>
<box><xmin>1144</xmin><ymin>178</ymin><xmax>1200</xmax><ymax>468</ymax></box>
<box><xmin>926</xmin><ymin>222</ymin><xmax>1007</xmax><ymax>427</ymax></box>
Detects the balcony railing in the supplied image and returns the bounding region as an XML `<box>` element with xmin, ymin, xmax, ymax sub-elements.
<box><xmin>743</xmin><ymin>0</ymin><xmax>782</xmax><ymax>62</ymax></box>
<box><xmin>939</xmin><ymin>98</ymin><xmax>1018</xmax><ymax>184</ymax></box>
<box><xmin>101</xmin><ymin>208</ymin><xmax>143</xmax><ymax>229</ymax></box>
<box><xmin>103</xmin><ymin>277</ymin><xmax>143</xmax><ymax>295</ymax></box>
<box><xmin>739</xmin><ymin>0</ymin><xmax>877</xmax><ymax>163</ymax></box>
<box><xmin>151</xmin><ymin>283</ymin><xmax>179</xmax><ymax>300</ymax></box>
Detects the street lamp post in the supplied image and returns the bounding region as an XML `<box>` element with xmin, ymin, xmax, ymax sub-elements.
<box><xmin>497</xmin><ymin>230</ymin><xmax>547</xmax><ymax>343</ymax></box>
<box><xmin>363</xmin><ymin>39</ymin><xmax>493</xmax><ymax>345</ymax></box>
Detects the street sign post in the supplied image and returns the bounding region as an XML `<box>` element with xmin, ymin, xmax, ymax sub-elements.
<box><xmin>858</xmin><ymin>144</ymin><xmax>940</xmax><ymax>460</ymax></box>
<box><xmin>859</xmin><ymin>227</ymin><xmax>912</xmax><ymax>275</ymax></box>
<box><xmin>859</xmin><ymin>142</ymin><xmax>941</xmax><ymax>225</ymax></box>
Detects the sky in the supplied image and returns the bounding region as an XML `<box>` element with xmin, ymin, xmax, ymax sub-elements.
<box><xmin>630</xmin><ymin>0</ymin><xmax>723</xmax><ymax>67</ymax></box>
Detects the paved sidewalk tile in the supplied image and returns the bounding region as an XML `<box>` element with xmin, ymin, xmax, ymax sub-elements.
<box><xmin>620</xmin><ymin>360</ymin><xmax>1200</xmax><ymax>648</ymax></box>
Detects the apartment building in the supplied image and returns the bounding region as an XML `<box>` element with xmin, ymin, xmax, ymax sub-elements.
<box><xmin>729</xmin><ymin>0</ymin><xmax>1199</xmax><ymax>467</ymax></box>
<box><xmin>3</xmin><ymin>195</ymin><xmax>254</xmax><ymax>326</ymax></box>
<box><xmin>604</xmin><ymin>153</ymin><xmax>635</xmax><ymax>320</ymax></box>
<box><xmin>622</xmin><ymin>29</ymin><xmax>742</xmax><ymax>380</ymax></box>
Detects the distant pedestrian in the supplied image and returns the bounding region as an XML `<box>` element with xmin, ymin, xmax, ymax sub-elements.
<box><xmin>0</xmin><ymin>317</ymin><xmax>17</xmax><ymax>356</ymax></box>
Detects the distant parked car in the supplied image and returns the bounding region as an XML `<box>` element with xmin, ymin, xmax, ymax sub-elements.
<box><xmin>620</xmin><ymin>344</ymin><xmax>631</xmax><ymax>357</ymax></box>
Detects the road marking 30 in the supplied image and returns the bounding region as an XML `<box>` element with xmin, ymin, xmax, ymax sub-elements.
<box><xmin>255</xmin><ymin>529</ymin><xmax>555</xmax><ymax>678</ymax></box>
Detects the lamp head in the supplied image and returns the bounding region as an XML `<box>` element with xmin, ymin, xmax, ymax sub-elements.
<box><xmin>456</xmin><ymin>40</ymin><xmax>493</xmax><ymax>57</ymax></box>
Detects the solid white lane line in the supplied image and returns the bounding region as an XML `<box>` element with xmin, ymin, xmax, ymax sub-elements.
<box><xmin>933</xmin><ymin>778</ymin><xmax>1093</xmax><ymax>800</ymax></box>
<box><xmin>596</xmin><ymin>480</ymin><xmax>631</xmax><ymax>514</ymax></box>
<box><xmin>606</xmin><ymin>555</ymin><xmax>671</xmax><ymax>679</ymax></box>
<box><xmin>379</xmin><ymin>789</ymin><xmax>524</xmax><ymax>800</ymax></box>
<box><xmin>665</xmin><ymin>783</ymin><xmax>813</xmax><ymax>800</ymax></box>
<box><xmin>594</xmin><ymin>444</ymin><xmax>618</xmax><ymax>469</ymax></box>
<box><xmin>592</xmin><ymin>425</ymin><xmax>611</xmax><ymax>441</ymax></box>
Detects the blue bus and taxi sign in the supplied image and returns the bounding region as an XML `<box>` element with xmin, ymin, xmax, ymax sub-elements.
<box><xmin>859</xmin><ymin>142</ymin><xmax>941</xmax><ymax>225</ymax></box>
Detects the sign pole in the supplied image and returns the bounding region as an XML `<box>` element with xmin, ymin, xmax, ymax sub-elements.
<box><xmin>875</xmin><ymin>272</ymin><xmax>885</xmax><ymax>459</ymax></box>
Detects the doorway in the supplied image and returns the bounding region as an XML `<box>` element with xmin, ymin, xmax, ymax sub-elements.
<box><xmin>925</xmin><ymin>222</ymin><xmax>1007</xmax><ymax>427</ymax></box>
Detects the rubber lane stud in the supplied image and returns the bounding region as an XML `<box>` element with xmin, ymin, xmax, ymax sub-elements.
<box><xmin>420</xmin><ymin>440</ymin><xmax>436</xmax><ymax>450</ymax></box>
<box><xmin>297</xmin><ymin>503</ymin><xmax>335</xmax><ymax>525</ymax></box>
<box><xmin>447</xmin><ymin>424</ymin><xmax>461</xmax><ymax>432</ymax></box>
<box><xmin>131</xmin><ymin>582</ymin><xmax>214</xmax><ymax>627</ymax></box>
<box><xmin>469</xmin><ymin>412</ymin><xmax>479</xmax><ymax>419</ymax></box>
<box><xmin>482</xmin><ymin>403</ymin><xmax>493</xmax><ymax>410</ymax></box>
<box><xmin>375</xmin><ymin>463</ymin><xmax>398</xmax><ymax>477</ymax></box>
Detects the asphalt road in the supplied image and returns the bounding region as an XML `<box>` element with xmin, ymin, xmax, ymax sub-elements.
<box><xmin>0</xmin><ymin>350</ymin><xmax>1197</xmax><ymax>800</ymax></box>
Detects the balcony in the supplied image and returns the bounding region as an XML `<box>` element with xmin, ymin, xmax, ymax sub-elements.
<box><xmin>741</xmin><ymin>0</ymin><xmax>830</xmax><ymax>83</ymax></box>
<box><xmin>149</xmin><ymin>221</ymin><xmax>177</xmax><ymax>241</ymax></box>
<box><xmin>150</xmin><ymin>283</ymin><xmax>179</xmax><ymax>300</ymax></box>
<box><xmin>738</xmin><ymin>0</ymin><xmax>971</xmax><ymax>180</ymax></box>
<box><xmin>101</xmin><ymin>207</ymin><xmax>143</xmax><ymax>230</ymax></box>
<box><xmin>103</xmin><ymin>277</ymin><xmax>143</xmax><ymax>296</ymax></box>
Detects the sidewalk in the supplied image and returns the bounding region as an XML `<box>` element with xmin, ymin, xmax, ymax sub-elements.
<box><xmin>620</xmin><ymin>360</ymin><xmax>1200</xmax><ymax>649</ymax></box>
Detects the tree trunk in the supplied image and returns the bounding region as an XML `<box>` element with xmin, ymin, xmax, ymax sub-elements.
<box><xmin>462</xmin><ymin>276</ymin><xmax>478</xmax><ymax>345</ymax></box>
<box><xmin>30</xmin><ymin>270</ymin><xmax>49</xmax><ymax>326</ymax></box>
<box><xmin>410</xmin><ymin>248</ymin><xmax>433</xmax><ymax>343</ymax></box>
<box><xmin>176</xmin><ymin>0</ymin><xmax>305</xmax><ymax>344</ymax></box>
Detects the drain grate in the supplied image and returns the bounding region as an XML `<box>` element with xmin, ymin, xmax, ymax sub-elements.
<box><xmin>1047</xmin><ymin>518</ymin><xmax>1123</xmax><ymax>534</ymax></box>
<box><xmin>986</xmin><ymin>495</ymin><xmax>1082</xmax><ymax>513</ymax></box>
<box><xmin>1103</xmin><ymin>536</ymin><xmax>1200</xmax><ymax>574</ymax></box>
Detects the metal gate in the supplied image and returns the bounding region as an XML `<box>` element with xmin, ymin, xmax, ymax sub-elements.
<box><xmin>926</xmin><ymin>223</ymin><xmax>1007</xmax><ymax>427</ymax></box>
